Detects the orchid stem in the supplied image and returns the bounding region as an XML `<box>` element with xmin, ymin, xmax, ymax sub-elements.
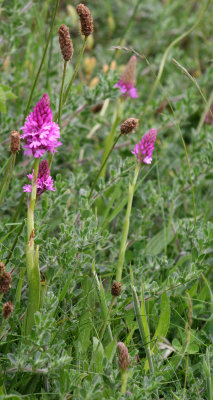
<box><xmin>116</xmin><ymin>162</ymin><xmax>140</xmax><ymax>281</ymax></box>
<box><xmin>24</xmin><ymin>158</ymin><xmax>40</xmax><ymax>336</ymax></box>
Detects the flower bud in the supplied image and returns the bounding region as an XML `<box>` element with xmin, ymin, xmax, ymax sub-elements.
<box><xmin>76</xmin><ymin>4</ymin><xmax>94</xmax><ymax>37</ymax></box>
<box><xmin>117</xmin><ymin>342</ymin><xmax>130</xmax><ymax>371</ymax></box>
<box><xmin>10</xmin><ymin>131</ymin><xmax>20</xmax><ymax>154</ymax></box>
<box><xmin>120</xmin><ymin>118</ymin><xmax>138</xmax><ymax>135</ymax></box>
<box><xmin>2</xmin><ymin>301</ymin><xmax>13</xmax><ymax>319</ymax></box>
<box><xmin>111</xmin><ymin>281</ymin><xmax>122</xmax><ymax>296</ymax></box>
<box><xmin>58</xmin><ymin>24</ymin><xmax>74</xmax><ymax>62</ymax></box>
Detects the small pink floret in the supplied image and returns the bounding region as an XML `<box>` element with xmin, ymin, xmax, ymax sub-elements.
<box><xmin>20</xmin><ymin>94</ymin><xmax>62</xmax><ymax>158</ymax></box>
<box><xmin>23</xmin><ymin>160</ymin><xmax>55</xmax><ymax>196</ymax></box>
<box><xmin>115</xmin><ymin>80</ymin><xmax>138</xmax><ymax>98</ymax></box>
<box><xmin>132</xmin><ymin>128</ymin><xmax>157</xmax><ymax>164</ymax></box>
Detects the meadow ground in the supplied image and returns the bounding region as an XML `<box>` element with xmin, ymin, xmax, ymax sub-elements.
<box><xmin>0</xmin><ymin>0</ymin><xmax>212</xmax><ymax>399</ymax></box>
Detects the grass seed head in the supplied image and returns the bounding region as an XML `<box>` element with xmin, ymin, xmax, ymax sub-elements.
<box><xmin>2</xmin><ymin>301</ymin><xmax>13</xmax><ymax>319</ymax></box>
<box><xmin>111</xmin><ymin>281</ymin><xmax>122</xmax><ymax>296</ymax></box>
<box><xmin>58</xmin><ymin>24</ymin><xmax>74</xmax><ymax>62</ymax></box>
<box><xmin>120</xmin><ymin>118</ymin><xmax>138</xmax><ymax>135</ymax></box>
<box><xmin>0</xmin><ymin>272</ymin><xmax>12</xmax><ymax>294</ymax></box>
<box><xmin>76</xmin><ymin>4</ymin><xmax>94</xmax><ymax>37</ymax></box>
<box><xmin>10</xmin><ymin>131</ymin><xmax>20</xmax><ymax>154</ymax></box>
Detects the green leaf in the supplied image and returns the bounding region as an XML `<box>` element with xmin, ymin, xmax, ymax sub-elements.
<box><xmin>105</xmin><ymin>338</ymin><xmax>117</xmax><ymax>363</ymax></box>
<box><xmin>153</xmin><ymin>292</ymin><xmax>170</xmax><ymax>342</ymax></box>
<box><xmin>145</xmin><ymin>292</ymin><xmax>170</xmax><ymax>371</ymax></box>
<box><xmin>92</xmin><ymin>337</ymin><xmax>104</xmax><ymax>373</ymax></box>
<box><xmin>146</xmin><ymin>225</ymin><xmax>176</xmax><ymax>256</ymax></box>
<box><xmin>0</xmin><ymin>84</ymin><xmax>16</xmax><ymax>113</ymax></box>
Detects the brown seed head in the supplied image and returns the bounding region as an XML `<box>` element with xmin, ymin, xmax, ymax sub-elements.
<box><xmin>10</xmin><ymin>131</ymin><xmax>20</xmax><ymax>154</ymax></box>
<box><xmin>0</xmin><ymin>262</ymin><xmax>5</xmax><ymax>277</ymax></box>
<box><xmin>76</xmin><ymin>4</ymin><xmax>94</xmax><ymax>36</ymax></box>
<box><xmin>120</xmin><ymin>118</ymin><xmax>138</xmax><ymax>135</ymax></box>
<box><xmin>58</xmin><ymin>24</ymin><xmax>74</xmax><ymax>62</ymax></box>
<box><xmin>117</xmin><ymin>342</ymin><xmax>130</xmax><ymax>371</ymax></box>
<box><xmin>111</xmin><ymin>281</ymin><xmax>122</xmax><ymax>296</ymax></box>
<box><xmin>121</xmin><ymin>55</ymin><xmax>137</xmax><ymax>86</ymax></box>
<box><xmin>0</xmin><ymin>272</ymin><xmax>12</xmax><ymax>294</ymax></box>
<box><xmin>2</xmin><ymin>301</ymin><xmax>13</xmax><ymax>319</ymax></box>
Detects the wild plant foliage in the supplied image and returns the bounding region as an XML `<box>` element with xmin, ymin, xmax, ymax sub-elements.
<box><xmin>0</xmin><ymin>0</ymin><xmax>212</xmax><ymax>399</ymax></box>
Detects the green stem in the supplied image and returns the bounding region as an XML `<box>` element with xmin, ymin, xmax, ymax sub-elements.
<box><xmin>116</xmin><ymin>162</ymin><xmax>140</xmax><ymax>281</ymax></box>
<box><xmin>62</xmin><ymin>36</ymin><xmax>87</xmax><ymax>109</ymax></box>
<box><xmin>24</xmin><ymin>159</ymin><xmax>40</xmax><ymax>336</ymax></box>
<box><xmin>120</xmin><ymin>370</ymin><xmax>128</xmax><ymax>394</ymax></box>
<box><xmin>100</xmin><ymin>101</ymin><xmax>123</xmax><ymax>179</ymax></box>
<box><xmin>58</xmin><ymin>61</ymin><xmax>67</xmax><ymax>127</ymax></box>
<box><xmin>89</xmin><ymin>133</ymin><xmax>122</xmax><ymax>200</ymax></box>
<box><xmin>23</xmin><ymin>0</ymin><xmax>60</xmax><ymax>122</ymax></box>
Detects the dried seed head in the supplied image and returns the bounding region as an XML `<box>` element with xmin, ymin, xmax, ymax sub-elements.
<box><xmin>121</xmin><ymin>55</ymin><xmax>137</xmax><ymax>86</ymax></box>
<box><xmin>120</xmin><ymin>118</ymin><xmax>138</xmax><ymax>135</ymax></box>
<box><xmin>0</xmin><ymin>272</ymin><xmax>12</xmax><ymax>294</ymax></box>
<box><xmin>117</xmin><ymin>342</ymin><xmax>130</xmax><ymax>371</ymax></box>
<box><xmin>76</xmin><ymin>4</ymin><xmax>94</xmax><ymax>36</ymax></box>
<box><xmin>0</xmin><ymin>262</ymin><xmax>5</xmax><ymax>277</ymax></box>
<box><xmin>111</xmin><ymin>281</ymin><xmax>122</xmax><ymax>296</ymax></box>
<box><xmin>58</xmin><ymin>24</ymin><xmax>74</xmax><ymax>62</ymax></box>
<box><xmin>10</xmin><ymin>131</ymin><xmax>20</xmax><ymax>154</ymax></box>
<box><xmin>2</xmin><ymin>301</ymin><xmax>13</xmax><ymax>319</ymax></box>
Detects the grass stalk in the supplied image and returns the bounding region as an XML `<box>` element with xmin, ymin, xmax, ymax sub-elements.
<box><xmin>58</xmin><ymin>61</ymin><xmax>67</xmax><ymax>127</ymax></box>
<box><xmin>100</xmin><ymin>100</ymin><xmax>123</xmax><ymax>179</ymax></box>
<box><xmin>62</xmin><ymin>36</ymin><xmax>87</xmax><ymax>109</ymax></box>
<box><xmin>89</xmin><ymin>133</ymin><xmax>122</xmax><ymax>200</ymax></box>
<box><xmin>116</xmin><ymin>162</ymin><xmax>140</xmax><ymax>281</ymax></box>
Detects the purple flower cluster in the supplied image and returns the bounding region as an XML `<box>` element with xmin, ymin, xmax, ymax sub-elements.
<box><xmin>21</xmin><ymin>94</ymin><xmax>61</xmax><ymax>158</ymax></box>
<box><xmin>132</xmin><ymin>128</ymin><xmax>157</xmax><ymax>164</ymax></box>
<box><xmin>23</xmin><ymin>160</ymin><xmax>55</xmax><ymax>196</ymax></box>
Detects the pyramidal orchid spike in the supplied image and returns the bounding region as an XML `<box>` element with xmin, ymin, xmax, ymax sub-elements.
<box><xmin>20</xmin><ymin>94</ymin><xmax>62</xmax><ymax>158</ymax></box>
<box><xmin>132</xmin><ymin>128</ymin><xmax>157</xmax><ymax>164</ymax></box>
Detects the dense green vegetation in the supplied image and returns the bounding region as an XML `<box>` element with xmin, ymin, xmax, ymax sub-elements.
<box><xmin>0</xmin><ymin>0</ymin><xmax>212</xmax><ymax>398</ymax></box>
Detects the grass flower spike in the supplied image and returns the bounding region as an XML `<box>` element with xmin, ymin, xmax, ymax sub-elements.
<box><xmin>21</xmin><ymin>94</ymin><xmax>61</xmax><ymax>158</ymax></box>
<box><xmin>120</xmin><ymin>117</ymin><xmax>138</xmax><ymax>135</ymax></box>
<box><xmin>10</xmin><ymin>131</ymin><xmax>20</xmax><ymax>154</ymax></box>
<box><xmin>115</xmin><ymin>55</ymin><xmax>138</xmax><ymax>98</ymax></box>
<box><xmin>58</xmin><ymin>24</ymin><xmax>73</xmax><ymax>62</ymax></box>
<box><xmin>76</xmin><ymin>4</ymin><xmax>94</xmax><ymax>37</ymax></box>
<box><xmin>132</xmin><ymin>128</ymin><xmax>157</xmax><ymax>164</ymax></box>
<box><xmin>23</xmin><ymin>160</ymin><xmax>55</xmax><ymax>195</ymax></box>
